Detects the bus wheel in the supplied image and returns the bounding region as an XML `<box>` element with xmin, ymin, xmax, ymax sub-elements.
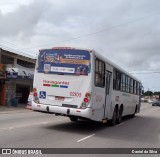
<box><xmin>117</xmin><ymin>107</ymin><xmax>123</xmax><ymax>124</ymax></box>
<box><xmin>110</xmin><ymin>108</ymin><xmax>117</xmax><ymax>126</ymax></box>
<box><xmin>131</xmin><ymin>105</ymin><xmax>137</xmax><ymax>118</ymax></box>
<box><xmin>69</xmin><ymin>116</ymin><xmax>78</xmax><ymax>122</ymax></box>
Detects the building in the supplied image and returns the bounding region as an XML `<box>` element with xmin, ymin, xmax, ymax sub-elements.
<box><xmin>0</xmin><ymin>48</ymin><xmax>36</xmax><ymax>106</ymax></box>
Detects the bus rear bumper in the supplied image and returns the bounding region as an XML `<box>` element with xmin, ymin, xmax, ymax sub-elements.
<box><xmin>32</xmin><ymin>101</ymin><xmax>92</xmax><ymax>119</ymax></box>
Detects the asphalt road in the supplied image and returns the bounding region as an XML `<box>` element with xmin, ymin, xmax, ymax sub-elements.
<box><xmin>0</xmin><ymin>103</ymin><xmax>159</xmax><ymax>157</ymax></box>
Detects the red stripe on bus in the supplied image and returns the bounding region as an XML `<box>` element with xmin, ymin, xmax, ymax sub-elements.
<box><xmin>43</xmin><ymin>84</ymin><xmax>51</xmax><ymax>87</ymax></box>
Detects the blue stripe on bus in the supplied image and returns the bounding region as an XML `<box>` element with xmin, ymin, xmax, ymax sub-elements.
<box><xmin>60</xmin><ymin>85</ymin><xmax>68</xmax><ymax>88</ymax></box>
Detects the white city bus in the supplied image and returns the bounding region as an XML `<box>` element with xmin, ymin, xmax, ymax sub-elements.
<box><xmin>32</xmin><ymin>47</ymin><xmax>142</xmax><ymax>125</ymax></box>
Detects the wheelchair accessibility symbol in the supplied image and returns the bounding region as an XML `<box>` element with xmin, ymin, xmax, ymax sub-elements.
<box><xmin>39</xmin><ymin>91</ymin><xmax>46</xmax><ymax>99</ymax></box>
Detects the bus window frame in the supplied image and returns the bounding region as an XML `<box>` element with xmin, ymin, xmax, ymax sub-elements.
<box><xmin>95</xmin><ymin>58</ymin><xmax>105</xmax><ymax>88</ymax></box>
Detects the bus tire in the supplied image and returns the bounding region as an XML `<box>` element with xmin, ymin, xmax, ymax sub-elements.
<box><xmin>69</xmin><ymin>116</ymin><xmax>78</xmax><ymax>122</ymax></box>
<box><xmin>131</xmin><ymin>105</ymin><xmax>137</xmax><ymax>118</ymax></box>
<box><xmin>110</xmin><ymin>107</ymin><xmax>117</xmax><ymax>126</ymax></box>
<box><xmin>117</xmin><ymin>106</ymin><xmax>123</xmax><ymax>124</ymax></box>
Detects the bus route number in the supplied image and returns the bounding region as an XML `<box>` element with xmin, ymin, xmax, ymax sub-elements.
<box><xmin>70</xmin><ymin>92</ymin><xmax>81</xmax><ymax>97</ymax></box>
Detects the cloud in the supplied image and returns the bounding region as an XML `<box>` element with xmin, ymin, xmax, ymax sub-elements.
<box><xmin>0</xmin><ymin>0</ymin><xmax>160</xmax><ymax>91</ymax></box>
<box><xmin>0</xmin><ymin>0</ymin><xmax>51</xmax><ymax>39</ymax></box>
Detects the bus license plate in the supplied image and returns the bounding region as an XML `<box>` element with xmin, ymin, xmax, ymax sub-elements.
<box><xmin>55</xmin><ymin>96</ymin><xmax>64</xmax><ymax>101</ymax></box>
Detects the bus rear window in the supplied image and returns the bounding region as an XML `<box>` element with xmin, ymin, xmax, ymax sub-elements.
<box><xmin>37</xmin><ymin>49</ymin><xmax>91</xmax><ymax>75</ymax></box>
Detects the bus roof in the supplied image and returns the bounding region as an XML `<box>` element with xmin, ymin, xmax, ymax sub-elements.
<box><xmin>39</xmin><ymin>47</ymin><xmax>94</xmax><ymax>53</ymax></box>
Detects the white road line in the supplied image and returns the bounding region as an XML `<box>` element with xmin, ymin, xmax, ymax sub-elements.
<box><xmin>77</xmin><ymin>134</ymin><xmax>95</xmax><ymax>142</ymax></box>
<box><xmin>0</xmin><ymin>118</ymin><xmax>67</xmax><ymax>132</ymax></box>
<box><xmin>0</xmin><ymin>121</ymin><xmax>50</xmax><ymax>132</ymax></box>
<box><xmin>116</xmin><ymin>122</ymin><xmax>124</xmax><ymax>126</ymax></box>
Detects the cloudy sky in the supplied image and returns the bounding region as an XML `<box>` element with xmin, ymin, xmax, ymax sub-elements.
<box><xmin>0</xmin><ymin>0</ymin><xmax>160</xmax><ymax>91</ymax></box>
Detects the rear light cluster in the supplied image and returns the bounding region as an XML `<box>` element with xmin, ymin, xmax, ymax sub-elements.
<box><xmin>33</xmin><ymin>88</ymin><xmax>39</xmax><ymax>103</ymax></box>
<box><xmin>80</xmin><ymin>92</ymin><xmax>91</xmax><ymax>109</ymax></box>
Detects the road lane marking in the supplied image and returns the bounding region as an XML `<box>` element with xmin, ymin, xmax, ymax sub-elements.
<box><xmin>116</xmin><ymin>122</ymin><xmax>124</xmax><ymax>126</ymax></box>
<box><xmin>0</xmin><ymin>121</ymin><xmax>50</xmax><ymax>132</ymax></box>
<box><xmin>0</xmin><ymin>118</ymin><xmax>68</xmax><ymax>132</ymax></box>
<box><xmin>77</xmin><ymin>134</ymin><xmax>95</xmax><ymax>142</ymax></box>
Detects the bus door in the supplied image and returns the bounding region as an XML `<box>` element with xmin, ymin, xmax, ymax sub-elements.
<box><xmin>104</xmin><ymin>70</ymin><xmax>112</xmax><ymax>118</ymax></box>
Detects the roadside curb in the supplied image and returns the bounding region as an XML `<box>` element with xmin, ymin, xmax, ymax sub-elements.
<box><xmin>0</xmin><ymin>109</ymin><xmax>32</xmax><ymax>114</ymax></box>
<box><xmin>0</xmin><ymin>107</ymin><xmax>32</xmax><ymax>114</ymax></box>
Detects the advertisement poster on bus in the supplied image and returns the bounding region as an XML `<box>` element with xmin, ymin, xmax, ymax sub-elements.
<box><xmin>37</xmin><ymin>49</ymin><xmax>91</xmax><ymax>75</ymax></box>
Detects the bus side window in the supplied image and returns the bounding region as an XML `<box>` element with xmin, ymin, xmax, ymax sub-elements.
<box><xmin>113</xmin><ymin>69</ymin><xmax>121</xmax><ymax>91</ymax></box>
<box><xmin>130</xmin><ymin>78</ymin><xmax>133</xmax><ymax>94</ymax></box>
<box><xmin>106</xmin><ymin>71</ymin><xmax>111</xmax><ymax>94</ymax></box>
<box><xmin>122</xmin><ymin>74</ymin><xmax>126</xmax><ymax>92</ymax></box>
<box><xmin>137</xmin><ymin>82</ymin><xmax>140</xmax><ymax>95</ymax></box>
<box><xmin>95</xmin><ymin>58</ymin><xmax>105</xmax><ymax>88</ymax></box>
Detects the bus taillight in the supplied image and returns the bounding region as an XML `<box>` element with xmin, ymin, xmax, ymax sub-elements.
<box><xmin>85</xmin><ymin>93</ymin><xmax>91</xmax><ymax>98</ymax></box>
<box><xmin>33</xmin><ymin>88</ymin><xmax>37</xmax><ymax>93</ymax></box>
<box><xmin>80</xmin><ymin>92</ymin><xmax>91</xmax><ymax>109</ymax></box>
<box><xmin>33</xmin><ymin>92</ymin><xmax>38</xmax><ymax>97</ymax></box>
<box><xmin>33</xmin><ymin>88</ymin><xmax>39</xmax><ymax>103</ymax></box>
<box><xmin>84</xmin><ymin>98</ymin><xmax>89</xmax><ymax>103</ymax></box>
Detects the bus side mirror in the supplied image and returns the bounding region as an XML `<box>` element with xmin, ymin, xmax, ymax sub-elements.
<box><xmin>142</xmin><ymin>90</ymin><xmax>144</xmax><ymax>95</ymax></box>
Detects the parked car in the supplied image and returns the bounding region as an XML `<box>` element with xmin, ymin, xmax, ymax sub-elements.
<box><xmin>152</xmin><ymin>100</ymin><xmax>160</xmax><ymax>107</ymax></box>
<box><xmin>141</xmin><ymin>98</ymin><xmax>148</xmax><ymax>102</ymax></box>
<box><xmin>148</xmin><ymin>99</ymin><xmax>154</xmax><ymax>103</ymax></box>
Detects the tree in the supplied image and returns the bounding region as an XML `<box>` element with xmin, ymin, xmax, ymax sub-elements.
<box><xmin>144</xmin><ymin>91</ymin><xmax>153</xmax><ymax>96</ymax></box>
<box><xmin>153</xmin><ymin>91</ymin><xmax>160</xmax><ymax>99</ymax></box>
<box><xmin>153</xmin><ymin>91</ymin><xmax>160</xmax><ymax>95</ymax></box>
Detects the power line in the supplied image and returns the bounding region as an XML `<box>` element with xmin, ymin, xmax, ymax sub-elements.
<box><xmin>18</xmin><ymin>9</ymin><xmax>160</xmax><ymax>50</ymax></box>
<box><xmin>1</xmin><ymin>9</ymin><xmax>160</xmax><ymax>53</ymax></box>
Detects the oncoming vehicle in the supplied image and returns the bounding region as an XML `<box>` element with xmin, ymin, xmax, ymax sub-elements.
<box><xmin>152</xmin><ymin>100</ymin><xmax>160</xmax><ymax>107</ymax></box>
<box><xmin>32</xmin><ymin>47</ymin><xmax>142</xmax><ymax>126</ymax></box>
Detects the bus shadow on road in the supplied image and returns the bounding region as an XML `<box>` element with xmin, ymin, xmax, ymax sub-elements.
<box><xmin>94</xmin><ymin>115</ymin><xmax>160</xmax><ymax>144</ymax></box>
<box><xmin>44</xmin><ymin>114</ymin><xmax>160</xmax><ymax>144</ymax></box>
<box><xmin>45</xmin><ymin>119</ymin><xmax>108</xmax><ymax>134</ymax></box>
<box><xmin>44</xmin><ymin>115</ymin><xmax>137</xmax><ymax>135</ymax></box>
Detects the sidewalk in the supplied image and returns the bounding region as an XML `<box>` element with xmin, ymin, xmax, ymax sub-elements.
<box><xmin>0</xmin><ymin>104</ymin><xmax>32</xmax><ymax>114</ymax></box>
